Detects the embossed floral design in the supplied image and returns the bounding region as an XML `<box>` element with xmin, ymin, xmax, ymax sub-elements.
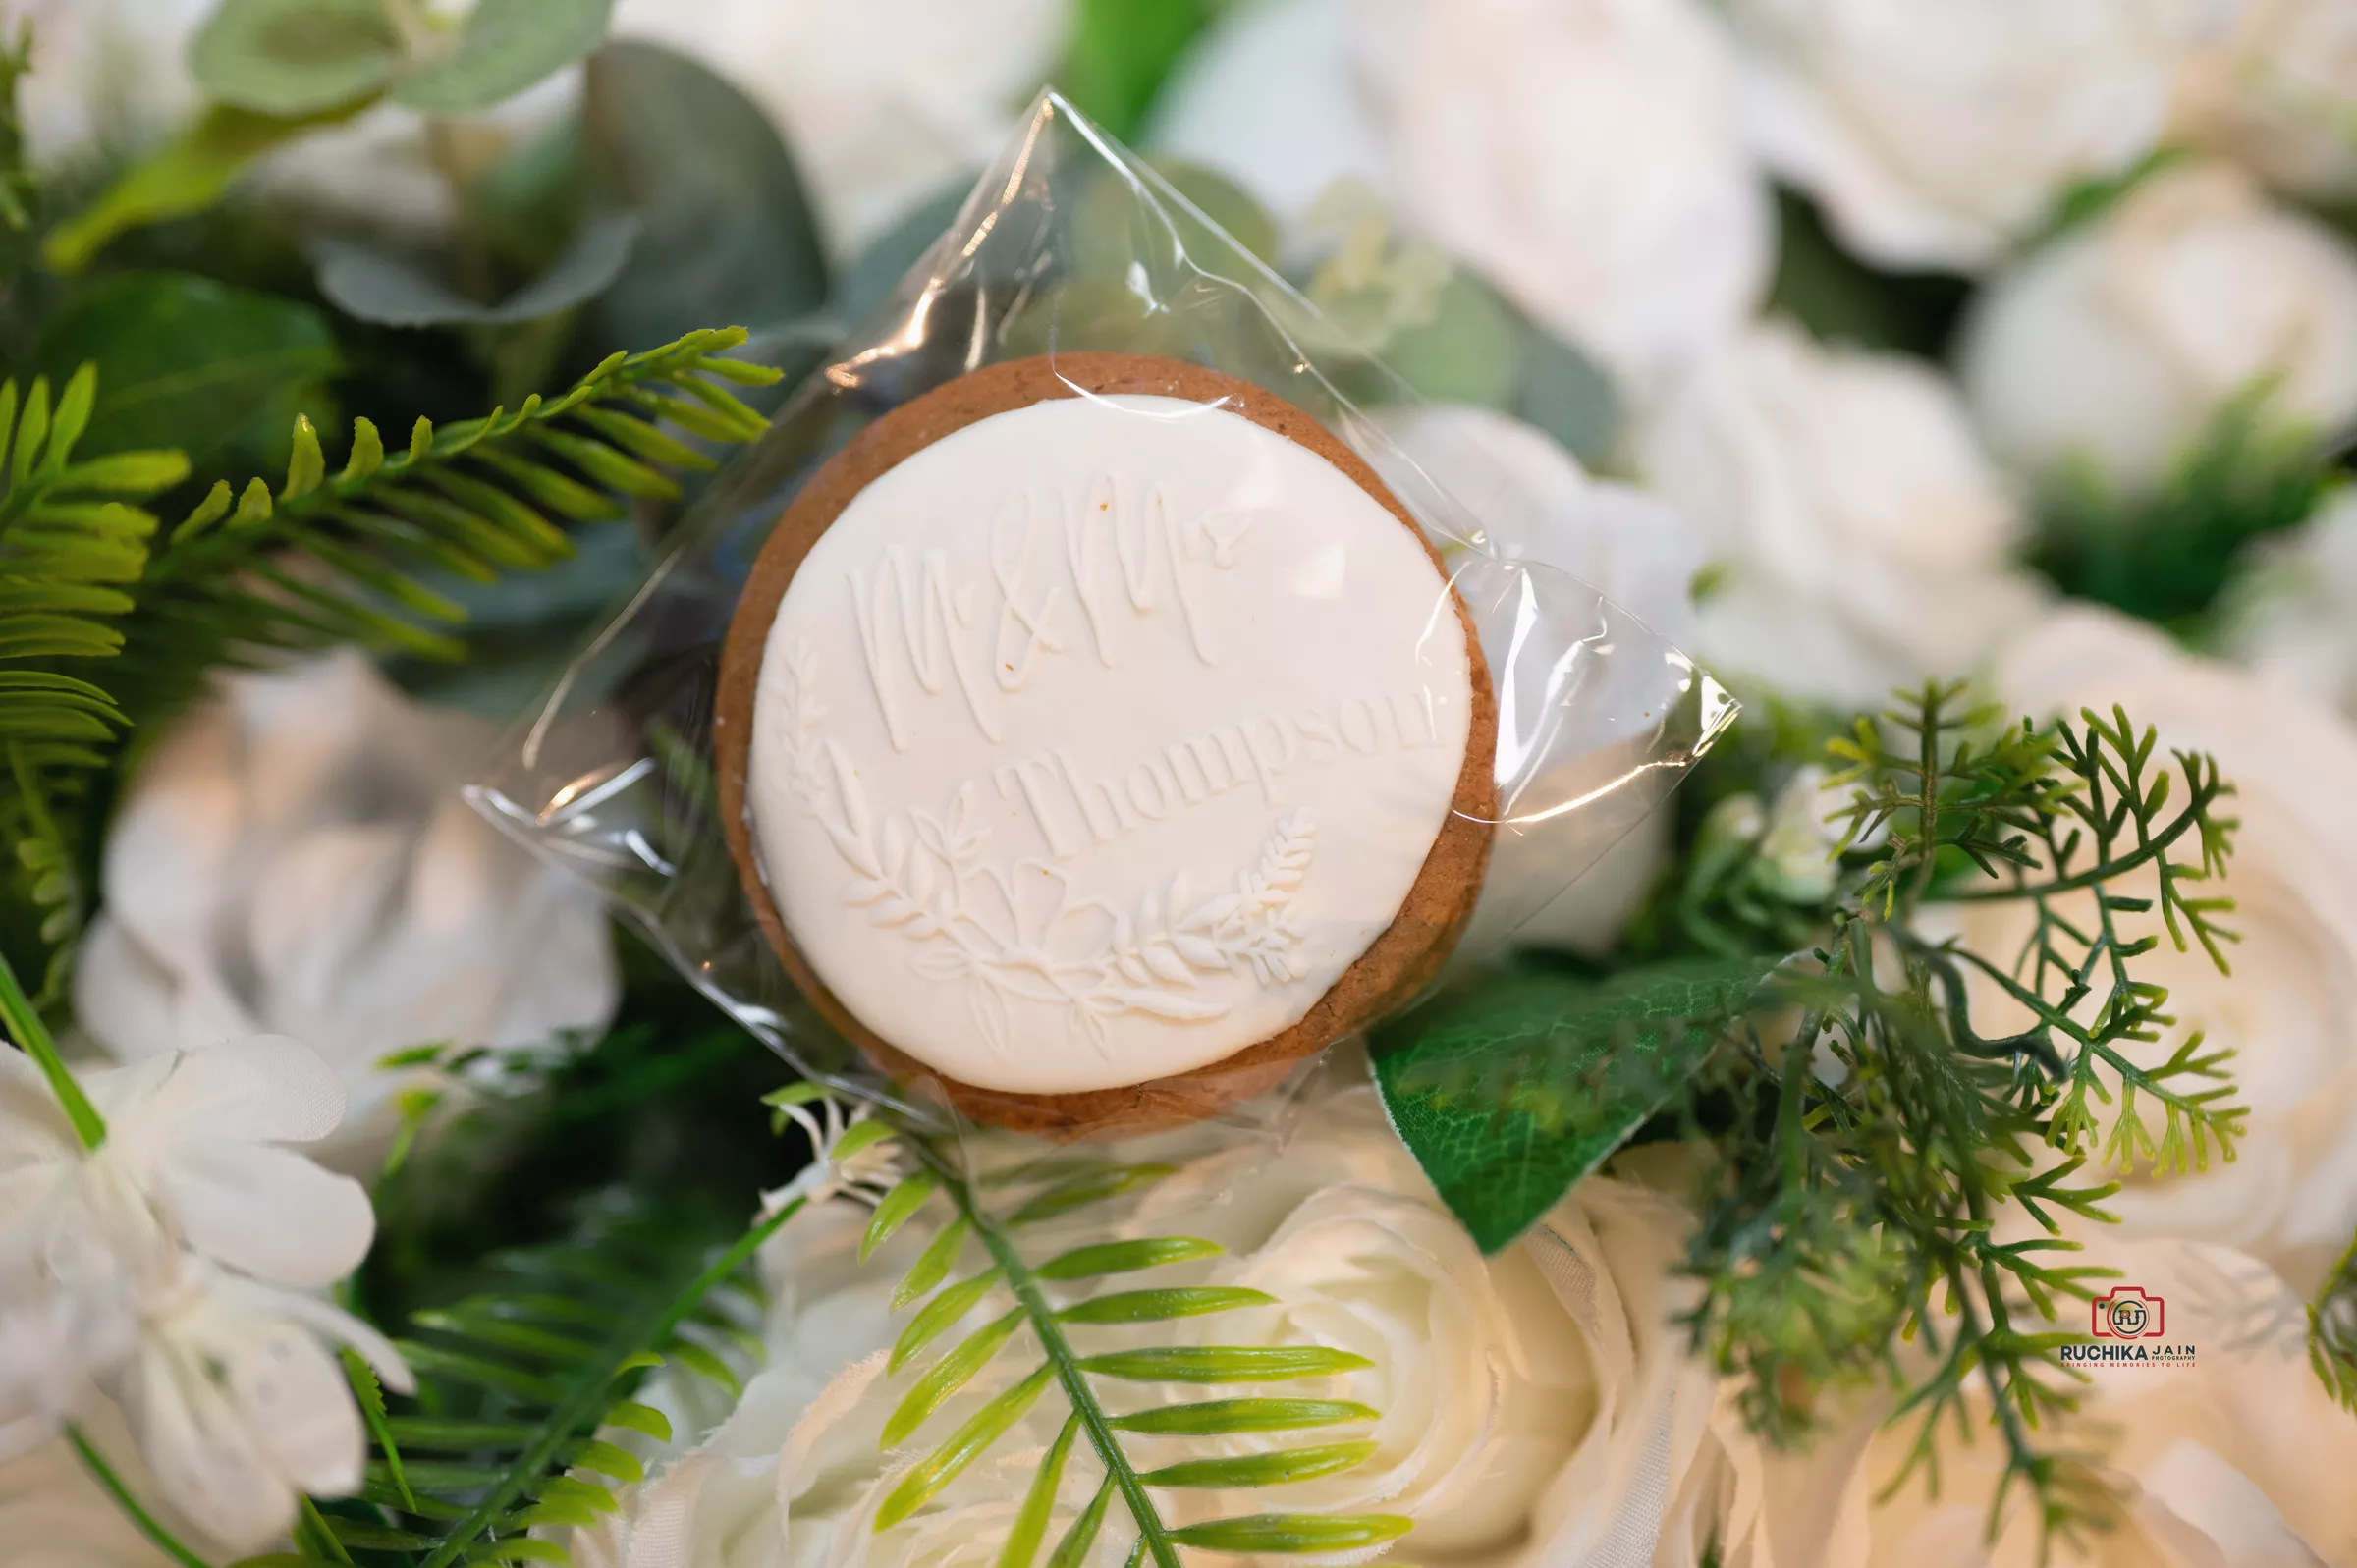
<box><xmin>773</xmin><ymin>643</ymin><xmax>1316</xmax><ymax>1056</ymax></box>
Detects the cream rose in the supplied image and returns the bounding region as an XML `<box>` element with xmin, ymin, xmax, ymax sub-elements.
<box><xmin>1950</xmin><ymin>605</ymin><xmax>2357</xmax><ymax>1293</ymax></box>
<box><xmin>1635</xmin><ymin>320</ymin><xmax>2045</xmax><ymax>709</ymax></box>
<box><xmin>1958</xmin><ymin>161</ymin><xmax>2357</xmax><ymax>497</ymax></box>
<box><xmin>1724</xmin><ymin>0</ymin><xmax>2227</xmax><ymax>271</ymax></box>
<box><xmin>1847</xmin><ymin>1238</ymin><xmax>2357</xmax><ymax>1565</ymax></box>
<box><xmin>73</xmin><ymin>651</ymin><xmax>619</xmax><ymax>1167</ymax></box>
<box><xmin>579</xmin><ymin>1062</ymin><xmax>1848</xmax><ymax>1568</ymax></box>
<box><xmin>2175</xmin><ymin>0</ymin><xmax>2357</xmax><ymax>201</ymax></box>
<box><xmin>1151</xmin><ymin>0</ymin><xmax>1771</xmax><ymax>386</ymax></box>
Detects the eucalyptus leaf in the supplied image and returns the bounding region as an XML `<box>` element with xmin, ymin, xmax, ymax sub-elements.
<box><xmin>313</xmin><ymin>214</ymin><xmax>640</xmax><ymax>328</ymax></box>
<box><xmin>191</xmin><ymin>0</ymin><xmax>402</xmax><ymax>115</ymax></box>
<box><xmin>395</xmin><ymin>0</ymin><xmax>613</xmax><ymax>115</ymax></box>
<box><xmin>583</xmin><ymin>41</ymin><xmax>828</xmax><ymax>351</ymax></box>
<box><xmin>1516</xmin><ymin>330</ymin><xmax>1620</xmax><ymax>468</ymax></box>
<box><xmin>1380</xmin><ymin>268</ymin><xmax>1526</xmax><ymax>409</ymax></box>
<box><xmin>31</xmin><ymin>271</ymin><xmax>339</xmax><ymax>473</ymax></box>
<box><xmin>1370</xmin><ymin>956</ymin><xmax>1781</xmax><ymax>1252</ymax></box>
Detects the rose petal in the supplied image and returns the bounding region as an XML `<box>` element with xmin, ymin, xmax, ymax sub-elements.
<box><xmin>127</xmin><ymin>1335</ymin><xmax>294</xmax><ymax>1554</ymax></box>
<box><xmin>151</xmin><ymin>1139</ymin><xmax>373</xmax><ymax>1289</ymax></box>
<box><xmin>119</xmin><ymin>1035</ymin><xmax>347</xmax><ymax>1149</ymax></box>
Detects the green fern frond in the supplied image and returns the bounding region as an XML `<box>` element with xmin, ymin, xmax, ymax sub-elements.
<box><xmin>111</xmin><ymin>327</ymin><xmax>781</xmax><ymax>730</ymax></box>
<box><xmin>831</xmin><ymin>1124</ymin><xmax>1409</xmax><ymax>1568</ymax></box>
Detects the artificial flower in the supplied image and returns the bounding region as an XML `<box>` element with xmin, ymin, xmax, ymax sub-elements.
<box><xmin>1848</xmin><ymin>1238</ymin><xmax>2357</xmax><ymax>1565</ymax></box>
<box><xmin>574</xmin><ymin>1060</ymin><xmax>1847</xmax><ymax>1568</ymax></box>
<box><xmin>1151</xmin><ymin>0</ymin><xmax>1771</xmax><ymax>385</ymax></box>
<box><xmin>2220</xmin><ymin>488</ymin><xmax>2357</xmax><ymax>718</ymax></box>
<box><xmin>74</xmin><ymin>650</ymin><xmax>620</xmax><ymax>1166</ymax></box>
<box><xmin>1635</xmin><ymin>319</ymin><xmax>2044</xmax><ymax>709</ymax></box>
<box><xmin>1376</xmin><ymin>402</ymin><xmax>1708</xmax><ymax>953</ymax></box>
<box><xmin>1723</xmin><ymin>0</ymin><xmax>2227</xmax><ymax>271</ymax></box>
<box><xmin>1951</xmin><ymin>604</ymin><xmax>2357</xmax><ymax>1293</ymax></box>
<box><xmin>2174</xmin><ymin>0</ymin><xmax>2357</xmax><ymax>202</ymax></box>
<box><xmin>1957</xmin><ymin>160</ymin><xmax>2357</xmax><ymax>497</ymax></box>
<box><xmin>608</xmin><ymin>0</ymin><xmax>1069</xmax><ymax>258</ymax></box>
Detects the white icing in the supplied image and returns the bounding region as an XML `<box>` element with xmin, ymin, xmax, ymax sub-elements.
<box><xmin>747</xmin><ymin>393</ymin><xmax>1474</xmax><ymax>1094</ymax></box>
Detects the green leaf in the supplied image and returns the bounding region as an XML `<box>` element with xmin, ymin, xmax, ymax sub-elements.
<box><xmin>1057</xmin><ymin>1287</ymin><xmax>1274</xmax><ymax>1325</ymax></box>
<box><xmin>1045</xmin><ymin>1479</ymin><xmax>1114</xmax><ymax>1568</ymax></box>
<box><xmin>1516</xmin><ymin>330</ymin><xmax>1620</xmax><ymax>469</ymax></box>
<box><xmin>1057</xmin><ymin>0</ymin><xmax>1209</xmax><ymax>140</ymax></box>
<box><xmin>1166</xmin><ymin>1514</ymin><xmax>1413</xmax><ymax>1553</ymax></box>
<box><xmin>602</xmin><ymin>1401</ymin><xmax>672</xmax><ymax>1443</ymax></box>
<box><xmin>1008</xmin><ymin>1164</ymin><xmax>1176</xmax><ymax>1224</ymax></box>
<box><xmin>1371</xmin><ymin>956</ymin><xmax>1778</xmax><ymax>1253</ymax></box>
<box><xmin>892</xmin><ymin>1270</ymin><xmax>1005</xmax><ymax>1373</ymax></box>
<box><xmin>190</xmin><ymin>0</ymin><xmax>401</xmax><ymax>115</ymax></box>
<box><xmin>1074</xmin><ymin>1346</ymin><xmax>1374</xmax><ymax>1383</ymax></box>
<box><xmin>394</xmin><ymin>0</ymin><xmax>613</xmax><ymax>115</ymax></box>
<box><xmin>997</xmin><ymin>1414</ymin><xmax>1079</xmax><ymax>1568</ymax></box>
<box><xmin>864</xmin><ymin>1170</ymin><xmax>941</xmax><ymax>1262</ymax></box>
<box><xmin>830</xmin><ymin>1116</ymin><xmax>899</xmax><ymax>1164</ymax></box>
<box><xmin>894</xmin><ymin>1216</ymin><xmax>971</xmax><ymax>1308</ymax></box>
<box><xmin>582</xmin><ymin>41</ymin><xmax>828</xmax><ymax>351</ymax></box>
<box><xmin>1107</xmin><ymin>1399</ymin><xmax>1378</xmax><ymax>1436</ymax></box>
<box><xmin>1034</xmin><ymin>1237</ymin><xmax>1222</xmax><ymax>1281</ymax></box>
<box><xmin>1142</xmin><ymin>1441</ymin><xmax>1377</xmax><ymax>1488</ymax></box>
<box><xmin>32</xmin><ymin>272</ymin><xmax>339</xmax><ymax>473</ymax></box>
<box><xmin>342</xmin><ymin>1348</ymin><xmax>413</xmax><ymax>1509</ymax></box>
<box><xmin>875</xmin><ymin>1364</ymin><xmax>1056</xmax><ymax>1530</ymax></box>
<box><xmin>313</xmin><ymin>214</ymin><xmax>640</xmax><ymax>327</ymax></box>
<box><xmin>882</xmin><ymin>1309</ymin><xmax>1025</xmax><ymax>1446</ymax></box>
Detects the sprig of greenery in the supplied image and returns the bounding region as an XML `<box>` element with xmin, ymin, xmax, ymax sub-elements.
<box><xmin>831</xmin><ymin>1120</ymin><xmax>1409</xmax><ymax>1568</ymax></box>
<box><xmin>1681</xmin><ymin>682</ymin><xmax>2244</xmax><ymax>1547</ymax></box>
<box><xmin>2309</xmin><ymin>1231</ymin><xmax>2357</xmax><ymax>1416</ymax></box>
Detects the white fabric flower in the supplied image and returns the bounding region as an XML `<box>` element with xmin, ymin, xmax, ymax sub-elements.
<box><xmin>1949</xmin><ymin>605</ymin><xmax>2357</xmax><ymax>1293</ymax></box>
<box><xmin>1724</xmin><ymin>0</ymin><xmax>2232</xmax><ymax>271</ymax></box>
<box><xmin>1635</xmin><ymin>319</ymin><xmax>2045</xmax><ymax>709</ymax></box>
<box><xmin>74</xmin><ymin>651</ymin><xmax>619</xmax><ymax>1166</ymax></box>
<box><xmin>608</xmin><ymin>0</ymin><xmax>1068</xmax><ymax>258</ymax></box>
<box><xmin>2220</xmin><ymin>488</ymin><xmax>2357</xmax><ymax>718</ymax></box>
<box><xmin>1152</xmin><ymin>0</ymin><xmax>1771</xmax><ymax>386</ymax></box>
<box><xmin>2174</xmin><ymin>0</ymin><xmax>2357</xmax><ymax>201</ymax></box>
<box><xmin>1958</xmin><ymin>161</ymin><xmax>2357</xmax><ymax>498</ymax></box>
<box><xmin>577</xmin><ymin>1061</ymin><xmax>1845</xmax><ymax>1568</ymax></box>
<box><xmin>1848</xmin><ymin>1238</ymin><xmax>2357</xmax><ymax>1565</ymax></box>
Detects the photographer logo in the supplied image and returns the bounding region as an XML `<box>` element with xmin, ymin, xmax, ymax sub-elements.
<box><xmin>2062</xmin><ymin>1284</ymin><xmax>2195</xmax><ymax>1368</ymax></box>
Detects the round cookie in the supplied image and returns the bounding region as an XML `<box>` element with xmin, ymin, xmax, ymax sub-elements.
<box><xmin>716</xmin><ymin>354</ymin><xmax>1495</xmax><ymax>1134</ymax></box>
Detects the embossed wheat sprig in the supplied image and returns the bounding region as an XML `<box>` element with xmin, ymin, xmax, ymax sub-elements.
<box><xmin>771</xmin><ymin>1089</ymin><xmax>1409</xmax><ymax>1568</ymax></box>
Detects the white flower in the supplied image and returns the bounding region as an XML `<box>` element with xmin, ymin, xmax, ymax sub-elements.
<box><xmin>577</xmin><ymin>1061</ymin><xmax>1844</xmax><ymax>1568</ymax></box>
<box><xmin>74</xmin><ymin>651</ymin><xmax>620</xmax><ymax>1167</ymax></box>
<box><xmin>608</xmin><ymin>0</ymin><xmax>1068</xmax><ymax>258</ymax></box>
<box><xmin>1152</xmin><ymin>0</ymin><xmax>1771</xmax><ymax>385</ymax></box>
<box><xmin>1753</xmin><ymin>766</ymin><xmax>1846</xmax><ymax>904</ymax></box>
<box><xmin>1847</xmin><ymin>1239</ymin><xmax>2357</xmax><ymax>1565</ymax></box>
<box><xmin>1723</xmin><ymin>0</ymin><xmax>2231</xmax><ymax>271</ymax></box>
<box><xmin>2174</xmin><ymin>0</ymin><xmax>2357</xmax><ymax>201</ymax></box>
<box><xmin>1957</xmin><ymin>161</ymin><xmax>2357</xmax><ymax>497</ymax></box>
<box><xmin>1950</xmin><ymin>604</ymin><xmax>2357</xmax><ymax>1292</ymax></box>
<box><xmin>1635</xmin><ymin>319</ymin><xmax>2045</xmax><ymax>709</ymax></box>
<box><xmin>2220</xmin><ymin>488</ymin><xmax>2357</xmax><ymax>718</ymax></box>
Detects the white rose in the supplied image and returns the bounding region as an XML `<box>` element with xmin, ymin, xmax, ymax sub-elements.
<box><xmin>609</xmin><ymin>0</ymin><xmax>1068</xmax><ymax>258</ymax></box>
<box><xmin>1635</xmin><ymin>319</ymin><xmax>2045</xmax><ymax>709</ymax></box>
<box><xmin>1151</xmin><ymin>0</ymin><xmax>1771</xmax><ymax>386</ymax></box>
<box><xmin>1951</xmin><ymin>605</ymin><xmax>2357</xmax><ymax>1292</ymax></box>
<box><xmin>580</xmin><ymin>1063</ymin><xmax>1846</xmax><ymax>1568</ymax></box>
<box><xmin>73</xmin><ymin>651</ymin><xmax>619</xmax><ymax>1167</ymax></box>
<box><xmin>1957</xmin><ymin>161</ymin><xmax>2357</xmax><ymax>497</ymax></box>
<box><xmin>1724</xmin><ymin>0</ymin><xmax>2230</xmax><ymax>271</ymax></box>
<box><xmin>2220</xmin><ymin>488</ymin><xmax>2357</xmax><ymax>719</ymax></box>
<box><xmin>2174</xmin><ymin>0</ymin><xmax>2357</xmax><ymax>201</ymax></box>
<box><xmin>1849</xmin><ymin>1239</ymin><xmax>2357</xmax><ymax>1565</ymax></box>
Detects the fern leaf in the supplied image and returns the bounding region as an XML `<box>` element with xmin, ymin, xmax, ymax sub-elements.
<box><xmin>883</xmin><ymin>1309</ymin><xmax>1027</xmax><ymax>1446</ymax></box>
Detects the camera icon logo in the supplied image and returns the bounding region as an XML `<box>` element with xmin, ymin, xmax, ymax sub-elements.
<box><xmin>2092</xmin><ymin>1284</ymin><xmax>2165</xmax><ymax>1339</ymax></box>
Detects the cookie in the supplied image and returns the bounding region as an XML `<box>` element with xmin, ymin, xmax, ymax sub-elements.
<box><xmin>715</xmin><ymin>353</ymin><xmax>1496</xmax><ymax>1134</ymax></box>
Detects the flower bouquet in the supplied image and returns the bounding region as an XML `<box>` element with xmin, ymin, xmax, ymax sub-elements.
<box><xmin>4</xmin><ymin>4</ymin><xmax>2357</xmax><ymax>1568</ymax></box>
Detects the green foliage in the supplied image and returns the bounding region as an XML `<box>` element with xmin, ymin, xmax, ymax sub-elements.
<box><xmin>1372</xmin><ymin>956</ymin><xmax>1780</xmax><ymax>1250</ymax></box>
<box><xmin>831</xmin><ymin>1124</ymin><xmax>1409</xmax><ymax>1568</ymax></box>
<box><xmin>2028</xmin><ymin>387</ymin><xmax>2336</xmax><ymax>632</ymax></box>
<box><xmin>1057</xmin><ymin>0</ymin><xmax>1213</xmax><ymax>142</ymax></box>
<box><xmin>394</xmin><ymin>0</ymin><xmax>615</xmax><ymax>116</ymax></box>
<box><xmin>2309</xmin><ymin>1230</ymin><xmax>2357</xmax><ymax>1415</ymax></box>
<box><xmin>1764</xmin><ymin>187</ymin><xmax>1971</xmax><ymax>359</ymax></box>
<box><xmin>192</xmin><ymin>0</ymin><xmax>404</xmax><ymax>115</ymax></box>
<box><xmin>312</xmin><ymin>213</ymin><xmax>639</xmax><ymax>327</ymax></box>
<box><xmin>267</xmin><ymin>1195</ymin><xmax>798</xmax><ymax>1568</ymax></box>
<box><xmin>0</xmin><ymin>21</ymin><xmax>35</xmax><ymax>235</ymax></box>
